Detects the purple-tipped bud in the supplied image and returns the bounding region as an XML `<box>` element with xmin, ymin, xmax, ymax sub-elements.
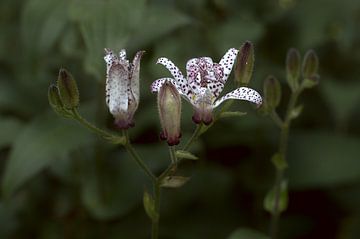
<box><xmin>192</xmin><ymin>102</ymin><xmax>213</xmax><ymax>125</ymax></box>
<box><xmin>286</xmin><ymin>48</ymin><xmax>301</xmax><ymax>92</ymax></box>
<box><xmin>57</xmin><ymin>69</ymin><xmax>79</xmax><ymax>109</ymax></box>
<box><xmin>263</xmin><ymin>75</ymin><xmax>281</xmax><ymax>111</ymax></box>
<box><xmin>235</xmin><ymin>41</ymin><xmax>255</xmax><ymax>85</ymax></box>
<box><xmin>302</xmin><ymin>49</ymin><xmax>319</xmax><ymax>79</ymax></box>
<box><xmin>157</xmin><ymin>82</ymin><xmax>182</xmax><ymax>146</ymax></box>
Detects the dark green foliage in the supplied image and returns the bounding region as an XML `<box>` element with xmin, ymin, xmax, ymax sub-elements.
<box><xmin>0</xmin><ymin>0</ymin><xmax>360</xmax><ymax>238</ymax></box>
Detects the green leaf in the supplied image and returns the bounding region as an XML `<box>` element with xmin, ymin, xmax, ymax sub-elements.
<box><xmin>160</xmin><ymin>176</ymin><xmax>190</xmax><ymax>188</ymax></box>
<box><xmin>320</xmin><ymin>79</ymin><xmax>360</xmax><ymax>124</ymax></box>
<box><xmin>175</xmin><ymin>150</ymin><xmax>198</xmax><ymax>160</ymax></box>
<box><xmin>211</xmin><ymin>16</ymin><xmax>264</xmax><ymax>53</ymax></box>
<box><xmin>219</xmin><ymin>111</ymin><xmax>247</xmax><ymax>119</ymax></box>
<box><xmin>69</xmin><ymin>0</ymin><xmax>146</xmax><ymax>79</ymax></box>
<box><xmin>289</xmin><ymin>105</ymin><xmax>303</xmax><ymax>120</ymax></box>
<box><xmin>0</xmin><ymin>117</ymin><xmax>23</xmax><ymax>148</ymax></box>
<box><xmin>81</xmin><ymin>144</ymin><xmax>168</xmax><ymax>220</ymax></box>
<box><xmin>228</xmin><ymin>228</ymin><xmax>269</xmax><ymax>239</ymax></box>
<box><xmin>271</xmin><ymin>153</ymin><xmax>287</xmax><ymax>170</ymax></box>
<box><xmin>143</xmin><ymin>190</ymin><xmax>158</xmax><ymax>220</ymax></box>
<box><xmin>288</xmin><ymin>131</ymin><xmax>360</xmax><ymax>189</ymax></box>
<box><xmin>264</xmin><ymin>180</ymin><xmax>288</xmax><ymax>214</ymax></box>
<box><xmin>1</xmin><ymin>112</ymin><xmax>93</xmax><ymax>197</ymax></box>
<box><xmin>21</xmin><ymin>0</ymin><xmax>69</xmax><ymax>54</ymax></box>
<box><xmin>128</xmin><ymin>5</ymin><xmax>191</xmax><ymax>49</ymax></box>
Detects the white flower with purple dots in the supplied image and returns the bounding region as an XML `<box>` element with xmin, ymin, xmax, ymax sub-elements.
<box><xmin>104</xmin><ymin>48</ymin><xmax>144</xmax><ymax>129</ymax></box>
<box><xmin>151</xmin><ymin>48</ymin><xmax>262</xmax><ymax>125</ymax></box>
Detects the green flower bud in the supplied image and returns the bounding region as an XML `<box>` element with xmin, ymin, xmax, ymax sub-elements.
<box><xmin>48</xmin><ymin>84</ymin><xmax>63</xmax><ymax>110</ymax></box>
<box><xmin>234</xmin><ymin>41</ymin><xmax>254</xmax><ymax>85</ymax></box>
<box><xmin>157</xmin><ymin>81</ymin><xmax>182</xmax><ymax>146</ymax></box>
<box><xmin>263</xmin><ymin>76</ymin><xmax>281</xmax><ymax>111</ymax></box>
<box><xmin>302</xmin><ymin>74</ymin><xmax>320</xmax><ymax>89</ymax></box>
<box><xmin>57</xmin><ymin>68</ymin><xmax>79</xmax><ymax>109</ymax></box>
<box><xmin>286</xmin><ymin>48</ymin><xmax>301</xmax><ymax>92</ymax></box>
<box><xmin>302</xmin><ymin>49</ymin><xmax>319</xmax><ymax>79</ymax></box>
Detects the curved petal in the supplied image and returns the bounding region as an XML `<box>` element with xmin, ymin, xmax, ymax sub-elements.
<box><xmin>218</xmin><ymin>48</ymin><xmax>239</xmax><ymax>83</ymax></box>
<box><xmin>151</xmin><ymin>78</ymin><xmax>178</xmax><ymax>93</ymax></box>
<box><xmin>186</xmin><ymin>58</ymin><xmax>201</xmax><ymax>94</ymax></box>
<box><xmin>151</xmin><ymin>78</ymin><xmax>195</xmax><ymax>106</ymax></box>
<box><xmin>156</xmin><ymin>57</ymin><xmax>187</xmax><ymax>89</ymax></box>
<box><xmin>119</xmin><ymin>49</ymin><xmax>127</xmax><ymax>60</ymax></box>
<box><xmin>213</xmin><ymin>87</ymin><xmax>262</xmax><ymax>108</ymax></box>
<box><xmin>130</xmin><ymin>50</ymin><xmax>145</xmax><ymax>103</ymax></box>
<box><xmin>104</xmin><ymin>48</ymin><xmax>119</xmax><ymax>75</ymax></box>
<box><xmin>106</xmin><ymin>64</ymin><xmax>129</xmax><ymax>115</ymax></box>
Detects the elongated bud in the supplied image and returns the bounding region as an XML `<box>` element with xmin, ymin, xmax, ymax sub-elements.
<box><xmin>263</xmin><ymin>76</ymin><xmax>281</xmax><ymax>111</ymax></box>
<box><xmin>157</xmin><ymin>82</ymin><xmax>182</xmax><ymax>146</ymax></box>
<box><xmin>302</xmin><ymin>49</ymin><xmax>319</xmax><ymax>79</ymax></box>
<box><xmin>286</xmin><ymin>48</ymin><xmax>301</xmax><ymax>91</ymax></box>
<box><xmin>48</xmin><ymin>84</ymin><xmax>63</xmax><ymax>110</ymax></box>
<box><xmin>57</xmin><ymin>69</ymin><xmax>79</xmax><ymax>109</ymax></box>
<box><xmin>235</xmin><ymin>41</ymin><xmax>254</xmax><ymax>85</ymax></box>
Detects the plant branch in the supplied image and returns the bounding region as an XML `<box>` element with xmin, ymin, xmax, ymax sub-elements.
<box><xmin>122</xmin><ymin>130</ymin><xmax>156</xmax><ymax>182</ymax></box>
<box><xmin>269</xmin><ymin>89</ymin><xmax>300</xmax><ymax>239</ymax></box>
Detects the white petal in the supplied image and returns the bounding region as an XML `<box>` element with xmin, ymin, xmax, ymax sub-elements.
<box><xmin>151</xmin><ymin>78</ymin><xmax>194</xmax><ymax>105</ymax></box>
<box><xmin>156</xmin><ymin>57</ymin><xmax>187</xmax><ymax>91</ymax></box>
<box><xmin>186</xmin><ymin>58</ymin><xmax>201</xmax><ymax>94</ymax></box>
<box><xmin>130</xmin><ymin>50</ymin><xmax>145</xmax><ymax>104</ymax></box>
<box><xmin>106</xmin><ymin>64</ymin><xmax>129</xmax><ymax>116</ymax></box>
<box><xmin>104</xmin><ymin>48</ymin><xmax>119</xmax><ymax>75</ymax></box>
<box><xmin>213</xmin><ymin>87</ymin><xmax>262</xmax><ymax>108</ymax></box>
<box><xmin>119</xmin><ymin>49</ymin><xmax>127</xmax><ymax>60</ymax></box>
<box><xmin>151</xmin><ymin>78</ymin><xmax>178</xmax><ymax>93</ymax></box>
<box><xmin>218</xmin><ymin>48</ymin><xmax>239</xmax><ymax>83</ymax></box>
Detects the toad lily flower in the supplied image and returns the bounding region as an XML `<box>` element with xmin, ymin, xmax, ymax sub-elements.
<box><xmin>151</xmin><ymin>48</ymin><xmax>262</xmax><ymax>125</ymax></box>
<box><xmin>104</xmin><ymin>48</ymin><xmax>144</xmax><ymax>129</ymax></box>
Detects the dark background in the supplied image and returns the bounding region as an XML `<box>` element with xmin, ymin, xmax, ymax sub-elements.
<box><xmin>1</xmin><ymin>0</ymin><xmax>360</xmax><ymax>238</ymax></box>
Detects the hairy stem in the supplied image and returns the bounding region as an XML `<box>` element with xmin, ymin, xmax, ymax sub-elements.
<box><xmin>270</xmin><ymin>90</ymin><xmax>300</xmax><ymax>239</ymax></box>
<box><xmin>183</xmin><ymin>124</ymin><xmax>203</xmax><ymax>151</ymax></box>
<box><xmin>151</xmin><ymin>180</ymin><xmax>161</xmax><ymax>239</ymax></box>
<box><xmin>122</xmin><ymin>130</ymin><xmax>156</xmax><ymax>182</ymax></box>
<box><xmin>71</xmin><ymin>109</ymin><xmax>117</xmax><ymax>140</ymax></box>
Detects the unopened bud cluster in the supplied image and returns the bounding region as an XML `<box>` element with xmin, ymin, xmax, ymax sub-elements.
<box><xmin>262</xmin><ymin>48</ymin><xmax>319</xmax><ymax>113</ymax></box>
<box><xmin>48</xmin><ymin>69</ymin><xmax>80</xmax><ymax>117</ymax></box>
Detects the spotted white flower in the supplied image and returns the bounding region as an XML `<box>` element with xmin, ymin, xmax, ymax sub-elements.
<box><xmin>151</xmin><ymin>48</ymin><xmax>262</xmax><ymax>125</ymax></box>
<box><xmin>104</xmin><ymin>48</ymin><xmax>144</xmax><ymax>129</ymax></box>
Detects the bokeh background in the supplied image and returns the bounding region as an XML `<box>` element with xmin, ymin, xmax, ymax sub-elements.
<box><xmin>1</xmin><ymin>0</ymin><xmax>360</xmax><ymax>238</ymax></box>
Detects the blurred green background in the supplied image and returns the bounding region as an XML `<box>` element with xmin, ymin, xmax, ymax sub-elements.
<box><xmin>1</xmin><ymin>0</ymin><xmax>360</xmax><ymax>238</ymax></box>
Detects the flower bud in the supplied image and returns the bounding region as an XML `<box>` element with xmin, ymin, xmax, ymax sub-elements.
<box><xmin>57</xmin><ymin>68</ymin><xmax>79</xmax><ymax>109</ymax></box>
<box><xmin>234</xmin><ymin>41</ymin><xmax>254</xmax><ymax>85</ymax></box>
<box><xmin>286</xmin><ymin>48</ymin><xmax>301</xmax><ymax>92</ymax></box>
<box><xmin>192</xmin><ymin>101</ymin><xmax>213</xmax><ymax>126</ymax></box>
<box><xmin>157</xmin><ymin>82</ymin><xmax>182</xmax><ymax>146</ymax></box>
<box><xmin>48</xmin><ymin>84</ymin><xmax>63</xmax><ymax>110</ymax></box>
<box><xmin>302</xmin><ymin>49</ymin><xmax>319</xmax><ymax>79</ymax></box>
<box><xmin>263</xmin><ymin>76</ymin><xmax>281</xmax><ymax>111</ymax></box>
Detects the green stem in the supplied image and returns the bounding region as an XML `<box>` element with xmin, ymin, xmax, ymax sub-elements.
<box><xmin>183</xmin><ymin>124</ymin><xmax>203</xmax><ymax>151</ymax></box>
<box><xmin>71</xmin><ymin>109</ymin><xmax>116</xmax><ymax>140</ymax></box>
<box><xmin>151</xmin><ymin>146</ymin><xmax>178</xmax><ymax>239</ymax></box>
<box><xmin>151</xmin><ymin>180</ymin><xmax>161</xmax><ymax>239</ymax></box>
<box><xmin>122</xmin><ymin>130</ymin><xmax>157</xmax><ymax>182</ymax></box>
<box><xmin>270</xmin><ymin>111</ymin><xmax>283</xmax><ymax>128</ymax></box>
<box><xmin>269</xmin><ymin>90</ymin><xmax>300</xmax><ymax>239</ymax></box>
<box><xmin>169</xmin><ymin>146</ymin><xmax>177</xmax><ymax>164</ymax></box>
